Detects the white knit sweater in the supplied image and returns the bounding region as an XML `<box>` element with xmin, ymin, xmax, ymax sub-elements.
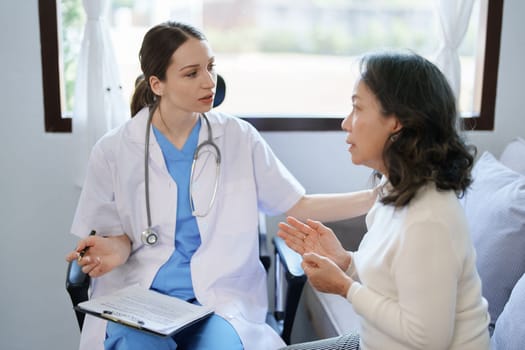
<box><xmin>346</xmin><ymin>182</ymin><xmax>490</xmax><ymax>350</ymax></box>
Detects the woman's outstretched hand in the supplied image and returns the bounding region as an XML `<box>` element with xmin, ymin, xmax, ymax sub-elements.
<box><xmin>277</xmin><ymin>216</ymin><xmax>351</xmax><ymax>271</ymax></box>
<box><xmin>65</xmin><ymin>234</ymin><xmax>131</xmax><ymax>278</ymax></box>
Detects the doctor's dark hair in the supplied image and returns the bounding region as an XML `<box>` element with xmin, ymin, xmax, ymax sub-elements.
<box><xmin>130</xmin><ymin>21</ymin><xmax>207</xmax><ymax>116</ymax></box>
<box><xmin>361</xmin><ymin>52</ymin><xmax>476</xmax><ymax>207</ymax></box>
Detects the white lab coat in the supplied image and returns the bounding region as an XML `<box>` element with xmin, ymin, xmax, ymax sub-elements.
<box><xmin>71</xmin><ymin>107</ymin><xmax>305</xmax><ymax>350</ymax></box>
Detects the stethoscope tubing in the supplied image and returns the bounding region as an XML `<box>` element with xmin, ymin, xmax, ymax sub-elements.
<box><xmin>143</xmin><ymin>107</ymin><xmax>221</xmax><ymax>246</ymax></box>
<box><xmin>145</xmin><ymin>108</ymin><xmax>154</xmax><ymax>229</ymax></box>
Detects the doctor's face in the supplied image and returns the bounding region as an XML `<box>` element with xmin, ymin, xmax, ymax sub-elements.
<box><xmin>157</xmin><ymin>38</ymin><xmax>217</xmax><ymax>115</ymax></box>
<box><xmin>341</xmin><ymin>79</ymin><xmax>400</xmax><ymax>175</ymax></box>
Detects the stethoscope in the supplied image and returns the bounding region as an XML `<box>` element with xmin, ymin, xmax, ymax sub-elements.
<box><xmin>141</xmin><ymin>107</ymin><xmax>221</xmax><ymax>246</ymax></box>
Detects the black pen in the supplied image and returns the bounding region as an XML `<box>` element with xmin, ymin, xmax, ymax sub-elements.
<box><xmin>77</xmin><ymin>230</ymin><xmax>96</xmax><ymax>262</ymax></box>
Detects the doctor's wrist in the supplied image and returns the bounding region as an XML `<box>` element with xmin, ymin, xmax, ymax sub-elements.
<box><xmin>112</xmin><ymin>234</ymin><xmax>132</xmax><ymax>264</ymax></box>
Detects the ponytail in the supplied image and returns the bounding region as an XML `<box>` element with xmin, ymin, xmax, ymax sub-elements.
<box><xmin>130</xmin><ymin>76</ymin><xmax>157</xmax><ymax>117</ymax></box>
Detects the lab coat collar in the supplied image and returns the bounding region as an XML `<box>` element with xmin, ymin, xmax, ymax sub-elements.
<box><xmin>125</xmin><ymin>107</ymin><xmax>163</xmax><ymax>171</ymax></box>
<box><xmin>126</xmin><ymin>107</ymin><xmax>225</xmax><ymax>144</ymax></box>
<box><xmin>124</xmin><ymin>107</ymin><xmax>227</xmax><ymax>189</ymax></box>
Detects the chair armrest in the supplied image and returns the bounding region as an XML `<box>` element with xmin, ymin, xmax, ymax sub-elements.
<box><xmin>259</xmin><ymin>211</ymin><xmax>271</xmax><ymax>272</ymax></box>
<box><xmin>66</xmin><ymin>259</ymin><xmax>90</xmax><ymax>288</ymax></box>
<box><xmin>273</xmin><ymin>236</ymin><xmax>304</xmax><ymax>278</ymax></box>
<box><xmin>273</xmin><ymin>236</ymin><xmax>307</xmax><ymax>344</ymax></box>
<box><xmin>66</xmin><ymin>260</ymin><xmax>90</xmax><ymax>330</ymax></box>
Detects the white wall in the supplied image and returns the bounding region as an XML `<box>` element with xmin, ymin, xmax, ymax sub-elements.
<box><xmin>0</xmin><ymin>2</ymin><xmax>82</xmax><ymax>349</ymax></box>
<box><xmin>0</xmin><ymin>1</ymin><xmax>523</xmax><ymax>349</ymax></box>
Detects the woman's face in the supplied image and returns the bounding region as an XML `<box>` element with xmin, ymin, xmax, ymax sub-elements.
<box><xmin>151</xmin><ymin>38</ymin><xmax>217</xmax><ymax>115</ymax></box>
<box><xmin>341</xmin><ymin>79</ymin><xmax>401</xmax><ymax>175</ymax></box>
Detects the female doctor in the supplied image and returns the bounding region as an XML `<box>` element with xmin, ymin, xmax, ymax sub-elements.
<box><xmin>65</xmin><ymin>21</ymin><xmax>375</xmax><ymax>350</ymax></box>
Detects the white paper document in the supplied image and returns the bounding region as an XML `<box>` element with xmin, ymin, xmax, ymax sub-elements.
<box><xmin>76</xmin><ymin>285</ymin><xmax>213</xmax><ymax>336</ymax></box>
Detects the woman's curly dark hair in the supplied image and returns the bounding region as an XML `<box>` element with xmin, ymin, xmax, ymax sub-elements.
<box><xmin>360</xmin><ymin>52</ymin><xmax>476</xmax><ymax>207</ymax></box>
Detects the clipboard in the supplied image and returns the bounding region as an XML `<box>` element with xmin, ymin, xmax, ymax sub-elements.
<box><xmin>75</xmin><ymin>285</ymin><xmax>214</xmax><ymax>337</ymax></box>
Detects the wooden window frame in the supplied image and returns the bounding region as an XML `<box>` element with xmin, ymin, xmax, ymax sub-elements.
<box><xmin>39</xmin><ymin>0</ymin><xmax>71</xmax><ymax>132</ymax></box>
<box><xmin>39</xmin><ymin>0</ymin><xmax>503</xmax><ymax>133</ymax></box>
<box><xmin>462</xmin><ymin>0</ymin><xmax>503</xmax><ymax>131</ymax></box>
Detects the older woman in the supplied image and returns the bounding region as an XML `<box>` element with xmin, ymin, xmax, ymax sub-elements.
<box><xmin>278</xmin><ymin>52</ymin><xmax>490</xmax><ymax>350</ymax></box>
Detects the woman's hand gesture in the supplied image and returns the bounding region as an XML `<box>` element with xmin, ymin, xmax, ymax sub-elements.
<box><xmin>277</xmin><ymin>216</ymin><xmax>351</xmax><ymax>271</ymax></box>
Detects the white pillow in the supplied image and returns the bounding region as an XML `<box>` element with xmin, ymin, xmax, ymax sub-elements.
<box><xmin>461</xmin><ymin>151</ymin><xmax>525</xmax><ymax>328</ymax></box>
<box><xmin>499</xmin><ymin>137</ymin><xmax>525</xmax><ymax>176</ymax></box>
<box><xmin>491</xmin><ymin>272</ymin><xmax>525</xmax><ymax>349</ymax></box>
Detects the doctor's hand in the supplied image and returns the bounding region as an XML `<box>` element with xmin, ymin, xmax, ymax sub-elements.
<box><xmin>278</xmin><ymin>216</ymin><xmax>351</xmax><ymax>271</ymax></box>
<box><xmin>65</xmin><ymin>234</ymin><xmax>131</xmax><ymax>278</ymax></box>
<box><xmin>302</xmin><ymin>252</ymin><xmax>353</xmax><ymax>298</ymax></box>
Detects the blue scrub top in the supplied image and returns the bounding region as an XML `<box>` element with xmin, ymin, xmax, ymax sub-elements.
<box><xmin>150</xmin><ymin>119</ymin><xmax>202</xmax><ymax>301</ymax></box>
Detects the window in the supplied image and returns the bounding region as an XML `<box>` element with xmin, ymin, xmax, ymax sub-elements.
<box><xmin>39</xmin><ymin>0</ymin><xmax>502</xmax><ymax>132</ymax></box>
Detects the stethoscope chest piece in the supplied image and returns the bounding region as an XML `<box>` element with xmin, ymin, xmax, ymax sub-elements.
<box><xmin>141</xmin><ymin>228</ymin><xmax>159</xmax><ymax>246</ymax></box>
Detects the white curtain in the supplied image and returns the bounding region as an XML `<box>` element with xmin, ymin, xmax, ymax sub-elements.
<box><xmin>433</xmin><ymin>0</ymin><xmax>476</xmax><ymax>100</ymax></box>
<box><xmin>73</xmin><ymin>0</ymin><xmax>129</xmax><ymax>186</ymax></box>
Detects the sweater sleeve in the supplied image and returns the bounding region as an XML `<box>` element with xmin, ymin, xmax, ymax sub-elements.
<box><xmin>345</xmin><ymin>251</ymin><xmax>360</xmax><ymax>281</ymax></box>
